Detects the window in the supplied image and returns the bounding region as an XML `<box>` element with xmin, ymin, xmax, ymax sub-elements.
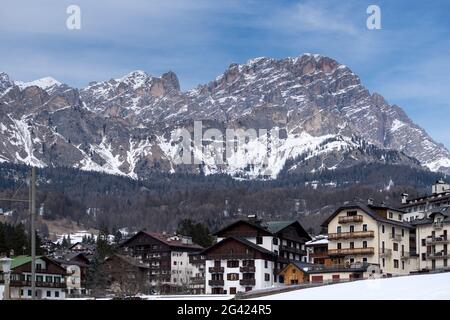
<box><xmin>272</xmin><ymin>238</ymin><xmax>278</xmax><ymax>245</ymax></box>
<box><xmin>363</xmin><ymin>224</ymin><xmax>368</xmax><ymax>232</ymax></box>
<box><xmin>227</xmin><ymin>273</ymin><xmax>239</xmax><ymax>281</ymax></box>
<box><xmin>46</xmin><ymin>291</ymin><xmax>51</xmax><ymax>297</ymax></box>
<box><xmin>363</xmin><ymin>257</ymin><xmax>368</xmax><ymax>263</ymax></box>
<box><xmin>444</xmin><ymin>259</ymin><xmax>448</xmax><ymax>267</ymax></box>
<box><xmin>394</xmin><ymin>260</ymin><xmax>399</xmax><ymax>268</ymax></box>
<box><xmin>398</xmin><ymin>214</ymin><xmax>402</xmax><ymax>221</ymax></box>
<box><xmin>214</xmin><ymin>260</ymin><xmax>221</xmax><ymax>267</ymax></box>
<box><xmin>337</xmin><ymin>226</ymin><xmax>341</xmax><ymax>233</ymax></box>
<box><xmin>347</xmin><ymin>211</ymin><xmax>357</xmax><ymax>216</ymax></box>
<box><xmin>402</xmin><ymin>229</ymin><xmax>405</xmax><ymax>237</ymax></box>
<box><xmin>337</xmin><ymin>243</ymin><xmax>342</xmax><ymax>249</ymax></box>
<box><xmin>402</xmin><ymin>261</ymin><xmax>405</xmax><ymax>270</ymax></box>
<box><xmin>264</xmin><ymin>260</ymin><xmax>268</xmax><ymax>268</ymax></box>
<box><xmin>350</xmin><ymin>225</ymin><xmax>355</xmax><ymax>233</ymax></box>
<box><xmin>392</xmin><ymin>227</ymin><xmax>395</xmax><ymax>236</ymax></box>
<box><xmin>422</xmin><ymin>253</ymin><xmax>426</xmax><ymax>261</ymax></box>
<box><xmin>389</xmin><ymin>212</ymin><xmax>393</xmax><ymax>219</ymax></box>
<box><xmin>55</xmin><ymin>291</ymin><xmax>59</xmax><ymax>298</ymax></box>
<box><xmin>173</xmin><ymin>261</ymin><xmax>177</xmax><ymax>265</ymax></box>
<box><xmin>227</xmin><ymin>260</ymin><xmax>239</xmax><ymax>268</ymax></box>
<box><xmin>382</xmin><ymin>258</ymin><xmax>385</xmax><ymax>267</ymax></box>
<box><xmin>36</xmin><ymin>263</ymin><xmax>42</xmax><ymax>270</ymax></box>
<box><xmin>350</xmin><ymin>242</ymin><xmax>354</xmax><ymax>249</ymax></box>
<box><xmin>28</xmin><ymin>290</ymin><xmax>32</xmax><ymax>296</ymax></box>
<box><xmin>256</xmin><ymin>236</ymin><xmax>263</xmax><ymax>244</ymax></box>
<box><xmin>393</xmin><ymin>243</ymin><xmax>398</xmax><ymax>251</ymax></box>
<box><xmin>20</xmin><ymin>289</ymin><xmax>23</xmax><ymax>296</ymax></box>
<box><xmin>173</xmin><ymin>278</ymin><xmax>177</xmax><ymax>283</ymax></box>
<box><xmin>382</xmin><ymin>225</ymin><xmax>385</xmax><ymax>233</ymax></box>
<box><xmin>264</xmin><ymin>273</ymin><xmax>270</xmax><ymax>281</ymax></box>
<box><xmin>230</xmin><ymin>287</ymin><xmax>237</xmax><ymax>294</ymax></box>
<box><xmin>362</xmin><ymin>241</ymin><xmax>368</xmax><ymax>248</ymax></box>
<box><xmin>422</xmin><ymin>239</ymin><xmax>426</xmax><ymax>246</ymax></box>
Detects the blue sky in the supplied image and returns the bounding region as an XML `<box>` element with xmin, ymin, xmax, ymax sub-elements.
<box><xmin>1</xmin><ymin>0</ymin><xmax>449</xmax><ymax>149</ymax></box>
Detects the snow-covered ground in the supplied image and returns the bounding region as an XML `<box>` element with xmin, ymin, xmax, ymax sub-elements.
<box><xmin>252</xmin><ymin>273</ymin><xmax>450</xmax><ymax>300</ymax></box>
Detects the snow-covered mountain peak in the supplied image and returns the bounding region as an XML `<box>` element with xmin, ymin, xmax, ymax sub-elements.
<box><xmin>15</xmin><ymin>76</ymin><xmax>62</xmax><ymax>91</ymax></box>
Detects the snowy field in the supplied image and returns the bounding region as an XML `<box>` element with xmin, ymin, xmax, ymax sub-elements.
<box><xmin>252</xmin><ymin>273</ymin><xmax>450</xmax><ymax>300</ymax></box>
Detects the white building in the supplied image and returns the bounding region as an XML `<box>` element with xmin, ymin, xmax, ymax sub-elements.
<box><xmin>412</xmin><ymin>206</ymin><xmax>450</xmax><ymax>272</ymax></box>
<box><xmin>401</xmin><ymin>179</ymin><xmax>450</xmax><ymax>222</ymax></box>
<box><xmin>322</xmin><ymin>201</ymin><xmax>416</xmax><ymax>276</ymax></box>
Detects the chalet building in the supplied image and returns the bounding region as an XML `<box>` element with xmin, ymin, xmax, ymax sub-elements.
<box><xmin>0</xmin><ymin>256</ymin><xmax>67</xmax><ymax>299</ymax></box>
<box><xmin>54</xmin><ymin>252</ymin><xmax>90</xmax><ymax>297</ymax></box>
<box><xmin>322</xmin><ymin>201</ymin><xmax>415</xmax><ymax>276</ymax></box>
<box><xmin>100</xmin><ymin>254</ymin><xmax>150</xmax><ymax>296</ymax></box>
<box><xmin>401</xmin><ymin>179</ymin><xmax>450</xmax><ymax>222</ymax></box>
<box><xmin>202</xmin><ymin>217</ymin><xmax>311</xmax><ymax>294</ymax></box>
<box><xmin>120</xmin><ymin>231</ymin><xmax>203</xmax><ymax>293</ymax></box>
<box><xmin>411</xmin><ymin>206</ymin><xmax>450</xmax><ymax>272</ymax></box>
<box><xmin>306</xmin><ymin>236</ymin><xmax>331</xmax><ymax>265</ymax></box>
<box><xmin>277</xmin><ymin>261</ymin><xmax>314</xmax><ymax>285</ymax></box>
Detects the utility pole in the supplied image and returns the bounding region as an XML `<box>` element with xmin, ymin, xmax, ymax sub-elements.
<box><xmin>30</xmin><ymin>167</ymin><xmax>36</xmax><ymax>300</ymax></box>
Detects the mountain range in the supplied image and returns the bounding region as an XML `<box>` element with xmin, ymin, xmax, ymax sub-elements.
<box><xmin>1</xmin><ymin>54</ymin><xmax>449</xmax><ymax>180</ymax></box>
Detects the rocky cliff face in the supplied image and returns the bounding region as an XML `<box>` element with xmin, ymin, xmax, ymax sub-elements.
<box><xmin>0</xmin><ymin>54</ymin><xmax>448</xmax><ymax>179</ymax></box>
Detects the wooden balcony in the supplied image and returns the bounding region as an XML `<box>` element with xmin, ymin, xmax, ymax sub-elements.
<box><xmin>208</xmin><ymin>267</ymin><xmax>224</xmax><ymax>273</ymax></box>
<box><xmin>280</xmin><ymin>245</ymin><xmax>307</xmax><ymax>255</ymax></box>
<box><xmin>328</xmin><ymin>231</ymin><xmax>374</xmax><ymax>240</ymax></box>
<box><xmin>208</xmin><ymin>279</ymin><xmax>224</xmax><ymax>286</ymax></box>
<box><xmin>239</xmin><ymin>279</ymin><xmax>255</xmax><ymax>286</ymax></box>
<box><xmin>9</xmin><ymin>280</ymin><xmax>66</xmax><ymax>289</ymax></box>
<box><xmin>338</xmin><ymin>215</ymin><xmax>363</xmax><ymax>224</ymax></box>
<box><xmin>328</xmin><ymin>247</ymin><xmax>374</xmax><ymax>256</ymax></box>
<box><xmin>239</xmin><ymin>266</ymin><xmax>255</xmax><ymax>273</ymax></box>
<box><xmin>379</xmin><ymin>249</ymin><xmax>392</xmax><ymax>258</ymax></box>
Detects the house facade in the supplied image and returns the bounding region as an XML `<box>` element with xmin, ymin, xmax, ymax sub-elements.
<box><xmin>120</xmin><ymin>231</ymin><xmax>203</xmax><ymax>293</ymax></box>
<box><xmin>401</xmin><ymin>179</ymin><xmax>450</xmax><ymax>222</ymax></box>
<box><xmin>322</xmin><ymin>202</ymin><xmax>415</xmax><ymax>276</ymax></box>
<box><xmin>54</xmin><ymin>253</ymin><xmax>90</xmax><ymax>297</ymax></box>
<box><xmin>412</xmin><ymin>207</ymin><xmax>450</xmax><ymax>272</ymax></box>
<box><xmin>0</xmin><ymin>256</ymin><xmax>67</xmax><ymax>300</ymax></box>
<box><xmin>306</xmin><ymin>236</ymin><xmax>330</xmax><ymax>265</ymax></box>
<box><xmin>202</xmin><ymin>217</ymin><xmax>311</xmax><ymax>294</ymax></box>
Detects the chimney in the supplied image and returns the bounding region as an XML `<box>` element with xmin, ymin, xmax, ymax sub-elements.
<box><xmin>367</xmin><ymin>198</ymin><xmax>374</xmax><ymax>206</ymax></box>
<box><xmin>401</xmin><ymin>193</ymin><xmax>409</xmax><ymax>204</ymax></box>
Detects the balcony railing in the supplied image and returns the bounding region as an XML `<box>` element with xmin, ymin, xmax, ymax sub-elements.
<box><xmin>280</xmin><ymin>245</ymin><xmax>306</xmax><ymax>255</ymax></box>
<box><xmin>239</xmin><ymin>266</ymin><xmax>255</xmax><ymax>273</ymax></box>
<box><xmin>427</xmin><ymin>251</ymin><xmax>449</xmax><ymax>259</ymax></box>
<box><xmin>338</xmin><ymin>215</ymin><xmax>363</xmax><ymax>224</ymax></box>
<box><xmin>426</xmin><ymin>236</ymin><xmax>449</xmax><ymax>244</ymax></box>
<box><xmin>390</xmin><ymin>233</ymin><xmax>403</xmax><ymax>242</ymax></box>
<box><xmin>401</xmin><ymin>252</ymin><xmax>410</xmax><ymax>260</ymax></box>
<box><xmin>9</xmin><ymin>280</ymin><xmax>66</xmax><ymax>289</ymax></box>
<box><xmin>208</xmin><ymin>279</ymin><xmax>224</xmax><ymax>286</ymax></box>
<box><xmin>189</xmin><ymin>277</ymin><xmax>205</xmax><ymax>285</ymax></box>
<box><xmin>208</xmin><ymin>267</ymin><xmax>224</xmax><ymax>273</ymax></box>
<box><xmin>379</xmin><ymin>249</ymin><xmax>392</xmax><ymax>258</ymax></box>
<box><xmin>328</xmin><ymin>247</ymin><xmax>375</xmax><ymax>256</ymax></box>
<box><xmin>239</xmin><ymin>279</ymin><xmax>256</xmax><ymax>286</ymax></box>
<box><xmin>207</xmin><ymin>254</ymin><xmax>255</xmax><ymax>260</ymax></box>
<box><xmin>328</xmin><ymin>231</ymin><xmax>374</xmax><ymax>240</ymax></box>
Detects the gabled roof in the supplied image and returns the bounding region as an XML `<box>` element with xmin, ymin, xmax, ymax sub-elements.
<box><xmin>121</xmin><ymin>231</ymin><xmax>203</xmax><ymax>251</ymax></box>
<box><xmin>11</xmin><ymin>255</ymin><xmax>67</xmax><ymax>273</ymax></box>
<box><xmin>213</xmin><ymin>220</ymin><xmax>273</xmax><ymax>236</ymax></box>
<box><xmin>411</xmin><ymin>207</ymin><xmax>450</xmax><ymax>226</ymax></box>
<box><xmin>321</xmin><ymin>202</ymin><xmax>414</xmax><ymax>229</ymax></box>
<box><xmin>200</xmin><ymin>236</ymin><xmax>276</xmax><ymax>258</ymax></box>
<box><xmin>213</xmin><ymin>219</ymin><xmax>311</xmax><ymax>240</ymax></box>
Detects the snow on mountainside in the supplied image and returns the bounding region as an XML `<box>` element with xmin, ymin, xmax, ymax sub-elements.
<box><xmin>0</xmin><ymin>54</ymin><xmax>449</xmax><ymax>179</ymax></box>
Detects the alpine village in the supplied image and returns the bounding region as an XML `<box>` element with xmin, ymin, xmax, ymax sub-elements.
<box><xmin>1</xmin><ymin>178</ymin><xmax>450</xmax><ymax>300</ymax></box>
